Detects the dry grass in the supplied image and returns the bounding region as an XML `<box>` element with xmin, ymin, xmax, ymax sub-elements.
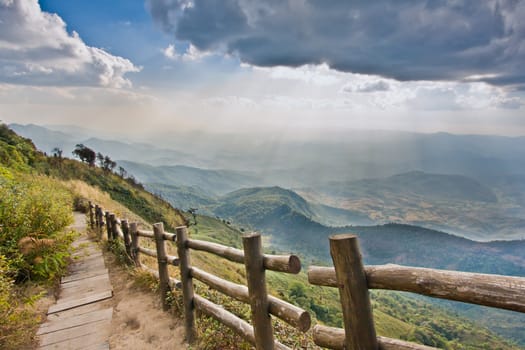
<box><xmin>62</xmin><ymin>180</ymin><xmax>149</xmax><ymax>226</ymax></box>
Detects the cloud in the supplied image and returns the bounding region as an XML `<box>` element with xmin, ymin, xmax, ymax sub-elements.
<box><xmin>251</xmin><ymin>64</ymin><xmax>342</xmax><ymax>86</ymax></box>
<box><xmin>182</xmin><ymin>43</ymin><xmax>211</xmax><ymax>61</ymax></box>
<box><xmin>0</xmin><ymin>0</ymin><xmax>140</xmax><ymax>88</ymax></box>
<box><xmin>162</xmin><ymin>43</ymin><xmax>210</xmax><ymax>61</ymax></box>
<box><xmin>163</xmin><ymin>44</ymin><xmax>178</xmax><ymax>60</ymax></box>
<box><xmin>147</xmin><ymin>0</ymin><xmax>525</xmax><ymax>89</ymax></box>
<box><xmin>341</xmin><ymin>80</ymin><xmax>391</xmax><ymax>93</ymax></box>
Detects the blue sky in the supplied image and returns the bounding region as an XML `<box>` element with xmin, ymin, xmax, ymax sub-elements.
<box><xmin>1</xmin><ymin>0</ymin><xmax>524</xmax><ymax>137</ymax></box>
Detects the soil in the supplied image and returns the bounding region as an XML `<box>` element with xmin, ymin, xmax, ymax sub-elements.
<box><xmin>103</xmin><ymin>250</ymin><xmax>188</xmax><ymax>350</ymax></box>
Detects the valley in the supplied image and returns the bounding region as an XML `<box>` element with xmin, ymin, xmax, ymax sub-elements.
<box><xmin>9</xmin><ymin>122</ymin><xmax>525</xmax><ymax>347</ymax></box>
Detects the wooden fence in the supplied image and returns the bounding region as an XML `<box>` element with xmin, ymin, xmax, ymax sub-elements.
<box><xmin>307</xmin><ymin>233</ymin><xmax>525</xmax><ymax>350</ymax></box>
<box><xmin>89</xmin><ymin>202</ymin><xmax>310</xmax><ymax>349</ymax></box>
<box><xmin>88</xmin><ymin>202</ymin><xmax>525</xmax><ymax>350</ymax></box>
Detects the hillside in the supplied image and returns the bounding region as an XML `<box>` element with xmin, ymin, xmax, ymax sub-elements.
<box><xmin>118</xmin><ymin>160</ymin><xmax>261</xmax><ymax>195</ymax></box>
<box><xmin>299</xmin><ymin>171</ymin><xmax>525</xmax><ymax>240</ymax></box>
<box><xmin>216</xmin><ymin>189</ymin><xmax>525</xmax><ymax>275</ymax></box>
<box><xmin>206</xmin><ymin>188</ymin><xmax>525</xmax><ymax>345</ymax></box>
<box><xmin>212</xmin><ymin>186</ymin><xmax>372</xmax><ymax>228</ymax></box>
<box><xmin>145</xmin><ymin>183</ymin><xmax>218</xmax><ymax>214</ymax></box>
<box><xmin>187</xmin><ymin>213</ymin><xmax>524</xmax><ymax>349</ymax></box>
<box><xmin>1</xmin><ymin>124</ymin><xmax>524</xmax><ymax>349</ymax></box>
<box><xmin>12</xmin><ymin>123</ymin><xmax>525</xmax><ymax>240</ymax></box>
<box><xmin>147</xmin><ymin>182</ymin><xmax>525</xmax><ymax>276</ymax></box>
<box><xmin>318</xmin><ymin>171</ymin><xmax>497</xmax><ymax>203</ymax></box>
<box><xmin>8</xmin><ymin>123</ymin><xmax>196</xmax><ymax>167</ymax></box>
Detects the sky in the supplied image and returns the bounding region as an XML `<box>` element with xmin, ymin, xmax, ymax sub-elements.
<box><xmin>0</xmin><ymin>0</ymin><xmax>524</xmax><ymax>138</ymax></box>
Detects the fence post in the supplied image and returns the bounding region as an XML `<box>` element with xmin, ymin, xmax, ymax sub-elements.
<box><xmin>329</xmin><ymin>234</ymin><xmax>378</xmax><ymax>350</ymax></box>
<box><xmin>88</xmin><ymin>201</ymin><xmax>94</xmax><ymax>229</ymax></box>
<box><xmin>154</xmin><ymin>223</ymin><xmax>171</xmax><ymax>311</ymax></box>
<box><xmin>94</xmin><ymin>205</ymin><xmax>100</xmax><ymax>228</ymax></box>
<box><xmin>121</xmin><ymin>219</ymin><xmax>132</xmax><ymax>258</ymax></box>
<box><xmin>97</xmin><ymin>207</ymin><xmax>104</xmax><ymax>240</ymax></box>
<box><xmin>110</xmin><ymin>214</ymin><xmax>117</xmax><ymax>241</ymax></box>
<box><xmin>105</xmin><ymin>211</ymin><xmax>112</xmax><ymax>241</ymax></box>
<box><xmin>130</xmin><ymin>223</ymin><xmax>140</xmax><ymax>267</ymax></box>
<box><xmin>243</xmin><ymin>233</ymin><xmax>274</xmax><ymax>350</ymax></box>
<box><xmin>176</xmin><ymin>226</ymin><xmax>196</xmax><ymax>344</ymax></box>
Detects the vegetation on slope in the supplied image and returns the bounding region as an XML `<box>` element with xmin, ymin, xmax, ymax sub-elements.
<box><xmin>211</xmin><ymin>187</ymin><xmax>525</xmax><ymax>276</ymax></box>
<box><xmin>1</xmin><ymin>124</ymin><xmax>523</xmax><ymax>349</ymax></box>
<box><xmin>0</xmin><ymin>124</ymin><xmax>75</xmax><ymax>349</ymax></box>
<box><xmin>184</xmin><ymin>213</ymin><xmax>521</xmax><ymax>349</ymax></box>
<box><xmin>0</xmin><ymin>123</ymin><xmax>186</xmax><ymax>348</ymax></box>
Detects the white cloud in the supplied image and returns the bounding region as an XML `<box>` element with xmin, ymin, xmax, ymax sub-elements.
<box><xmin>163</xmin><ymin>44</ymin><xmax>177</xmax><ymax>60</ymax></box>
<box><xmin>162</xmin><ymin>43</ymin><xmax>212</xmax><ymax>62</ymax></box>
<box><xmin>0</xmin><ymin>0</ymin><xmax>140</xmax><ymax>88</ymax></box>
<box><xmin>182</xmin><ymin>44</ymin><xmax>211</xmax><ymax>61</ymax></box>
<box><xmin>251</xmin><ymin>64</ymin><xmax>342</xmax><ymax>86</ymax></box>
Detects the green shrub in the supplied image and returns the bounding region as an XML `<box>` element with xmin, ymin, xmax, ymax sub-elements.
<box><xmin>0</xmin><ymin>255</ymin><xmax>39</xmax><ymax>349</ymax></box>
<box><xmin>0</xmin><ymin>167</ymin><xmax>74</xmax><ymax>281</ymax></box>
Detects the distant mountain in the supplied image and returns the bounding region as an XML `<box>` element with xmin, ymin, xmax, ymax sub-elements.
<box><xmin>317</xmin><ymin>171</ymin><xmax>497</xmax><ymax>203</ymax></box>
<box><xmin>225</xmin><ymin>196</ymin><xmax>525</xmax><ymax>276</ymax></box>
<box><xmin>299</xmin><ymin>171</ymin><xmax>525</xmax><ymax>240</ymax></box>
<box><xmin>145</xmin><ymin>183</ymin><xmax>217</xmax><ymax>214</ymax></box>
<box><xmin>213</xmin><ymin>186</ymin><xmax>372</xmax><ymax>228</ymax></box>
<box><xmin>82</xmin><ymin>138</ymin><xmax>191</xmax><ymax>165</ymax></box>
<box><xmin>198</xmin><ymin>184</ymin><xmax>525</xmax><ymax>275</ymax></box>
<box><xmin>118</xmin><ymin>160</ymin><xmax>262</xmax><ymax>195</ymax></box>
<box><xmin>214</xmin><ymin>186</ymin><xmax>316</xmax><ymax>224</ymax></box>
<box><xmin>146</xmin><ymin>129</ymin><xmax>525</xmax><ymax>186</ymax></box>
<box><xmin>9</xmin><ymin>123</ymin><xmax>76</xmax><ymax>154</ymax></box>
<box><xmin>9</xmin><ymin>123</ymin><xmax>195</xmax><ymax>166</ymax></box>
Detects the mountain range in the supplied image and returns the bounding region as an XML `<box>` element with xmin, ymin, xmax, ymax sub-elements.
<box><xmin>4</xmin><ymin>123</ymin><xmax>525</xmax><ymax>347</ymax></box>
<box><xmin>10</xmin><ymin>123</ymin><xmax>525</xmax><ymax>241</ymax></box>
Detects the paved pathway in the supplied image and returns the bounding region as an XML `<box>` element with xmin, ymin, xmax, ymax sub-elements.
<box><xmin>37</xmin><ymin>213</ymin><xmax>113</xmax><ymax>350</ymax></box>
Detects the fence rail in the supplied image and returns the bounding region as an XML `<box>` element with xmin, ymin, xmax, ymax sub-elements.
<box><xmin>307</xmin><ymin>233</ymin><xmax>525</xmax><ymax>350</ymax></box>
<box><xmin>89</xmin><ymin>202</ymin><xmax>310</xmax><ymax>349</ymax></box>
<box><xmin>89</xmin><ymin>202</ymin><xmax>525</xmax><ymax>350</ymax></box>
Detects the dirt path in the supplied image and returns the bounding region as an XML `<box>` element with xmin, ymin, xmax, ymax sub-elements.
<box><xmin>101</xmin><ymin>236</ymin><xmax>187</xmax><ymax>349</ymax></box>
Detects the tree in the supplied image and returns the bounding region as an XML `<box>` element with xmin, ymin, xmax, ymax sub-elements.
<box><xmin>52</xmin><ymin>147</ymin><xmax>63</xmax><ymax>159</ymax></box>
<box><xmin>118</xmin><ymin>166</ymin><xmax>127</xmax><ymax>178</ymax></box>
<box><xmin>102</xmin><ymin>155</ymin><xmax>116</xmax><ymax>172</ymax></box>
<box><xmin>72</xmin><ymin>144</ymin><xmax>95</xmax><ymax>166</ymax></box>
<box><xmin>188</xmin><ymin>208</ymin><xmax>198</xmax><ymax>226</ymax></box>
<box><xmin>96</xmin><ymin>152</ymin><xmax>105</xmax><ymax>168</ymax></box>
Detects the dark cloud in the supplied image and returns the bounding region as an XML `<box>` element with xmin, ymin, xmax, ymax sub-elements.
<box><xmin>147</xmin><ymin>0</ymin><xmax>525</xmax><ymax>88</ymax></box>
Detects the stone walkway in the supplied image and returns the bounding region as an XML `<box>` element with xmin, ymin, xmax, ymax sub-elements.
<box><xmin>37</xmin><ymin>213</ymin><xmax>113</xmax><ymax>350</ymax></box>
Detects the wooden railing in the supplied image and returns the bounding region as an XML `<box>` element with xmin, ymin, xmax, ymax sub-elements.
<box><xmin>88</xmin><ymin>202</ymin><xmax>310</xmax><ymax>349</ymax></box>
<box><xmin>307</xmin><ymin>234</ymin><xmax>525</xmax><ymax>350</ymax></box>
<box><xmin>89</xmin><ymin>202</ymin><xmax>525</xmax><ymax>349</ymax></box>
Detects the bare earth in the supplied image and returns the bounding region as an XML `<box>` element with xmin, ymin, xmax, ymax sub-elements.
<box><xmin>103</xmin><ymin>249</ymin><xmax>187</xmax><ymax>350</ymax></box>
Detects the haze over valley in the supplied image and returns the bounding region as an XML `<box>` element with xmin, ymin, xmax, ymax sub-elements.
<box><xmin>12</xmin><ymin>123</ymin><xmax>525</xmax><ymax>242</ymax></box>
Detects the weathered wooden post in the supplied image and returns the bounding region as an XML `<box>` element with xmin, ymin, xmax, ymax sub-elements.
<box><xmin>130</xmin><ymin>223</ymin><xmax>141</xmax><ymax>267</ymax></box>
<box><xmin>154</xmin><ymin>223</ymin><xmax>171</xmax><ymax>311</ymax></box>
<box><xmin>88</xmin><ymin>201</ymin><xmax>95</xmax><ymax>229</ymax></box>
<box><xmin>105</xmin><ymin>211</ymin><xmax>112</xmax><ymax>241</ymax></box>
<box><xmin>97</xmin><ymin>207</ymin><xmax>104</xmax><ymax>240</ymax></box>
<box><xmin>243</xmin><ymin>233</ymin><xmax>274</xmax><ymax>350</ymax></box>
<box><xmin>121</xmin><ymin>219</ymin><xmax>132</xmax><ymax>258</ymax></box>
<box><xmin>110</xmin><ymin>214</ymin><xmax>117</xmax><ymax>241</ymax></box>
<box><xmin>330</xmin><ymin>234</ymin><xmax>378</xmax><ymax>350</ymax></box>
<box><xmin>94</xmin><ymin>205</ymin><xmax>100</xmax><ymax>228</ymax></box>
<box><xmin>176</xmin><ymin>226</ymin><xmax>196</xmax><ymax>344</ymax></box>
